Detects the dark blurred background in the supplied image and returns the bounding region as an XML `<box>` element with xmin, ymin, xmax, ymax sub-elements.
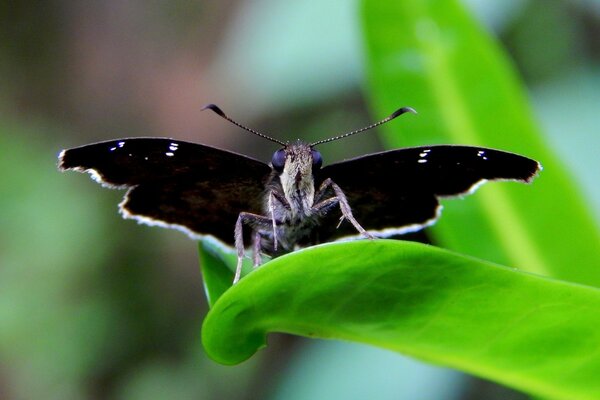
<box><xmin>1</xmin><ymin>1</ymin><xmax>598</xmax><ymax>399</ymax></box>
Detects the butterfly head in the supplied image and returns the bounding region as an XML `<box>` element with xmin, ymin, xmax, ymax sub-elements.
<box><xmin>271</xmin><ymin>142</ymin><xmax>321</xmax><ymax>209</ymax></box>
<box><xmin>273</xmin><ymin>141</ymin><xmax>321</xmax><ymax>178</ymax></box>
<box><xmin>272</xmin><ymin>142</ymin><xmax>322</xmax><ymax>174</ymax></box>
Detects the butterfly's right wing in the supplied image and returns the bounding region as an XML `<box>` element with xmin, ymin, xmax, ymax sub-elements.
<box><xmin>59</xmin><ymin>138</ymin><xmax>272</xmax><ymax>245</ymax></box>
<box><xmin>317</xmin><ymin>145</ymin><xmax>541</xmax><ymax>241</ymax></box>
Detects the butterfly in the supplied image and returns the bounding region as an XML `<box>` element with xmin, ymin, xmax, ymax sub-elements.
<box><xmin>59</xmin><ymin>104</ymin><xmax>541</xmax><ymax>282</ymax></box>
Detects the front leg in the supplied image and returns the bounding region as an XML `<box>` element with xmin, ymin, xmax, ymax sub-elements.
<box><xmin>268</xmin><ymin>190</ymin><xmax>289</xmax><ymax>251</ymax></box>
<box><xmin>234</xmin><ymin>212</ymin><xmax>273</xmax><ymax>284</ymax></box>
<box><xmin>313</xmin><ymin>178</ymin><xmax>374</xmax><ymax>239</ymax></box>
<box><xmin>252</xmin><ymin>230</ymin><xmax>262</xmax><ymax>268</ymax></box>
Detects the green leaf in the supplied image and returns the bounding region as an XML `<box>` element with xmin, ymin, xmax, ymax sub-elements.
<box><xmin>361</xmin><ymin>0</ymin><xmax>600</xmax><ymax>285</ymax></box>
<box><xmin>202</xmin><ymin>240</ymin><xmax>600</xmax><ymax>400</ymax></box>
<box><xmin>198</xmin><ymin>239</ymin><xmax>235</xmax><ymax>308</ymax></box>
<box><xmin>198</xmin><ymin>238</ymin><xmax>257</xmax><ymax>307</ymax></box>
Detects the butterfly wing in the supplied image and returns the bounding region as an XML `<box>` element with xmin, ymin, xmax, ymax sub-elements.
<box><xmin>59</xmin><ymin>138</ymin><xmax>271</xmax><ymax>244</ymax></box>
<box><xmin>317</xmin><ymin>145</ymin><xmax>541</xmax><ymax>240</ymax></box>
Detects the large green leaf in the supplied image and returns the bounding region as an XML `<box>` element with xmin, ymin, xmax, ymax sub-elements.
<box><xmin>361</xmin><ymin>0</ymin><xmax>600</xmax><ymax>285</ymax></box>
<box><xmin>202</xmin><ymin>240</ymin><xmax>600</xmax><ymax>400</ymax></box>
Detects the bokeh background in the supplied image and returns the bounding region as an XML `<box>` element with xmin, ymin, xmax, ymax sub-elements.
<box><xmin>1</xmin><ymin>1</ymin><xmax>599</xmax><ymax>399</ymax></box>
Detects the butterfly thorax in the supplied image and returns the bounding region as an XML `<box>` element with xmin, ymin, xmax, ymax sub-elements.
<box><xmin>262</xmin><ymin>142</ymin><xmax>321</xmax><ymax>252</ymax></box>
<box><xmin>279</xmin><ymin>143</ymin><xmax>315</xmax><ymax>219</ymax></box>
<box><xmin>273</xmin><ymin>142</ymin><xmax>316</xmax><ymax>219</ymax></box>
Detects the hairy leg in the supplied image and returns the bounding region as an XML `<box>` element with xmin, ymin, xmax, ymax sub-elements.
<box><xmin>313</xmin><ymin>178</ymin><xmax>374</xmax><ymax>239</ymax></box>
<box><xmin>252</xmin><ymin>230</ymin><xmax>262</xmax><ymax>267</ymax></box>
<box><xmin>234</xmin><ymin>212</ymin><xmax>273</xmax><ymax>283</ymax></box>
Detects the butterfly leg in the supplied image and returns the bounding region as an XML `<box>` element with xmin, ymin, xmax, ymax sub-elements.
<box><xmin>234</xmin><ymin>212</ymin><xmax>273</xmax><ymax>284</ymax></box>
<box><xmin>252</xmin><ymin>230</ymin><xmax>262</xmax><ymax>268</ymax></box>
<box><xmin>268</xmin><ymin>190</ymin><xmax>290</xmax><ymax>252</ymax></box>
<box><xmin>313</xmin><ymin>178</ymin><xmax>374</xmax><ymax>239</ymax></box>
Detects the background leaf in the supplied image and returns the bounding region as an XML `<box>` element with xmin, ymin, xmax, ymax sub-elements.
<box><xmin>361</xmin><ymin>0</ymin><xmax>600</xmax><ymax>286</ymax></box>
<box><xmin>203</xmin><ymin>240</ymin><xmax>600</xmax><ymax>400</ymax></box>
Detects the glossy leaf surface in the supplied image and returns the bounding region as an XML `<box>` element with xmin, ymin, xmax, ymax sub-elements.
<box><xmin>202</xmin><ymin>240</ymin><xmax>600</xmax><ymax>400</ymax></box>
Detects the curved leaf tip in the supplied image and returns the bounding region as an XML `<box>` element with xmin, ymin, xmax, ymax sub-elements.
<box><xmin>202</xmin><ymin>240</ymin><xmax>600</xmax><ymax>399</ymax></box>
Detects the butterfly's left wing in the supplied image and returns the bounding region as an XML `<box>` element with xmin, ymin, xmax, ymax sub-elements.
<box><xmin>59</xmin><ymin>138</ymin><xmax>272</xmax><ymax>244</ymax></box>
<box><xmin>316</xmin><ymin>145</ymin><xmax>541</xmax><ymax>241</ymax></box>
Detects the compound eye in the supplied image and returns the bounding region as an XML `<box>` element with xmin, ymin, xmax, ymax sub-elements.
<box><xmin>271</xmin><ymin>148</ymin><xmax>286</xmax><ymax>171</ymax></box>
<box><xmin>311</xmin><ymin>149</ymin><xmax>323</xmax><ymax>170</ymax></box>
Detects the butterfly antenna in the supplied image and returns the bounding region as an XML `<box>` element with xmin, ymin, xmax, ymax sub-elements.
<box><xmin>310</xmin><ymin>106</ymin><xmax>417</xmax><ymax>146</ymax></box>
<box><xmin>202</xmin><ymin>104</ymin><xmax>287</xmax><ymax>146</ymax></box>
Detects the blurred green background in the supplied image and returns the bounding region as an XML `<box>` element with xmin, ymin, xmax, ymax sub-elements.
<box><xmin>1</xmin><ymin>1</ymin><xmax>598</xmax><ymax>399</ymax></box>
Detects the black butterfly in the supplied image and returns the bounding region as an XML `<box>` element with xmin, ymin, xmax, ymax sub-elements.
<box><xmin>59</xmin><ymin>105</ymin><xmax>541</xmax><ymax>282</ymax></box>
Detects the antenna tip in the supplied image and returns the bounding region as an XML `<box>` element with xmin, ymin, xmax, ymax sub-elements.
<box><xmin>202</xmin><ymin>103</ymin><xmax>227</xmax><ymax>118</ymax></box>
<box><xmin>390</xmin><ymin>106</ymin><xmax>418</xmax><ymax>119</ymax></box>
